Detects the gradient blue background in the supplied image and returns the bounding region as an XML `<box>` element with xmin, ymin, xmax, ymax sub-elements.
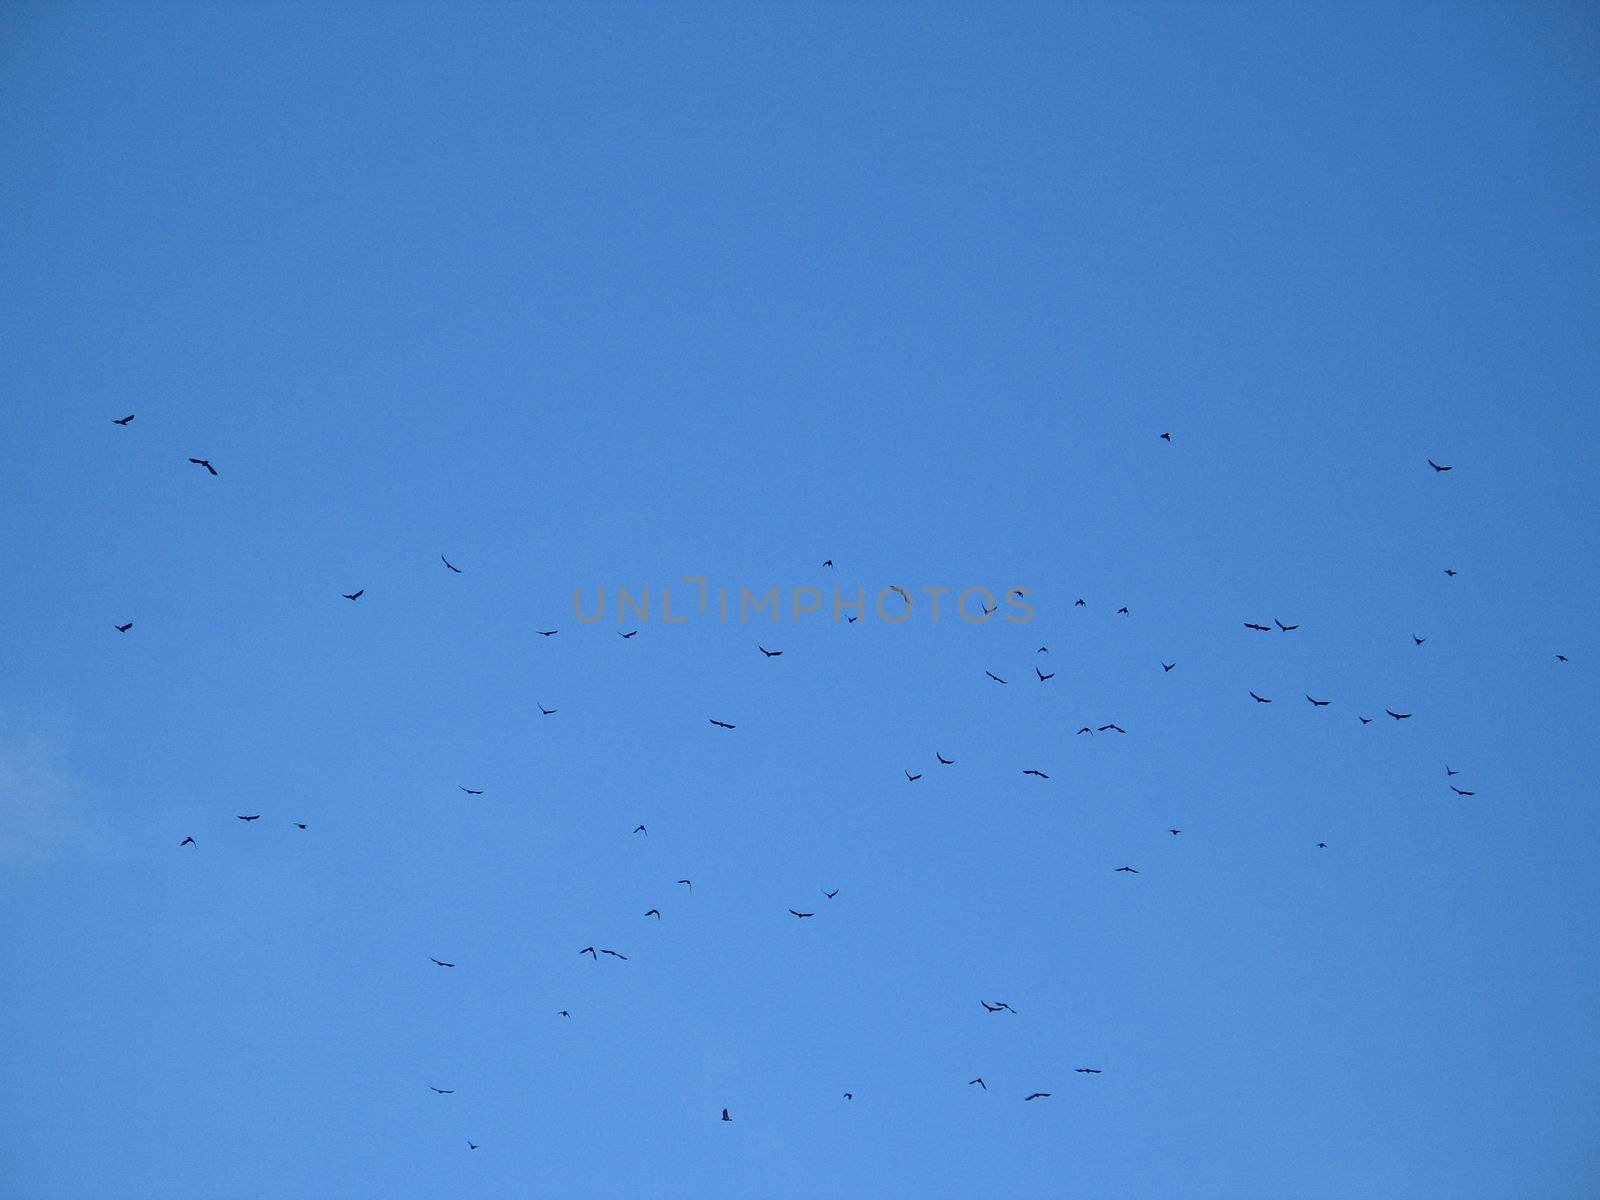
<box><xmin>3</xmin><ymin>3</ymin><xmax>1597</xmax><ymax>1197</ymax></box>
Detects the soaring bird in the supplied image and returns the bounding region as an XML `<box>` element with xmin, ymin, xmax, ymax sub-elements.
<box><xmin>936</xmin><ymin>753</ymin><xmax>955</xmax><ymax>765</ymax></box>
<box><xmin>342</xmin><ymin>590</ymin><xmax>364</xmax><ymax>601</ymax></box>
<box><xmin>1117</xmin><ymin>606</ymin><xmax>1130</xmax><ymax>615</ymax></box>
<box><xmin>1359</xmin><ymin>716</ymin><xmax>1373</xmax><ymax>725</ymax></box>
<box><xmin>1444</xmin><ymin>568</ymin><xmax>1457</xmax><ymax>576</ymax></box>
<box><xmin>758</xmin><ymin>646</ymin><xmax>783</xmax><ymax>657</ymax></box>
<box><xmin>429</xmin><ymin>1087</ymin><xmax>454</xmax><ymax>1094</ymax></box>
<box><xmin>888</xmin><ymin>586</ymin><xmax>910</xmax><ymax>603</ymax></box>
<box><xmin>1413</xmin><ymin>635</ymin><xmax>1426</xmax><ymax>646</ymax></box>
<box><xmin>633</xmin><ymin>824</ymin><xmax>647</xmax><ymax>836</ymax></box>
<box><xmin>114</xmin><ymin>623</ymin><xmax>133</xmax><ymax>633</ymax></box>
<box><xmin>237</xmin><ymin>815</ymin><xmax>260</xmax><ymax>821</ymax></box>
<box><xmin>969</xmin><ymin>1078</ymin><xmax>987</xmax><ymax>1089</ymax></box>
<box><xmin>293</xmin><ymin>822</ymin><xmax>306</xmax><ymax>829</ymax></box>
<box><xmin>1275</xmin><ymin>618</ymin><xmax>1299</xmax><ymax>631</ymax></box>
<box><xmin>430</xmin><ymin>959</ymin><xmax>455</xmax><ymax>968</ymax></box>
<box><xmin>1022</xmin><ymin>769</ymin><xmax>1050</xmax><ymax>779</ymax></box>
<box><xmin>536</xmin><ymin>630</ymin><xmax>558</xmax><ymax>637</ymax></box>
<box><xmin>558</xmin><ymin>1011</ymin><xmax>570</xmax><ymax>1018</ymax></box>
<box><xmin>441</xmin><ymin>555</ymin><xmax>463</xmax><ymax>573</ymax></box>
<box><xmin>579</xmin><ymin>947</ymin><xmax>597</xmax><ymax>959</ymax></box>
<box><xmin>1557</xmin><ymin>655</ymin><xmax>1569</xmax><ymax>662</ymax></box>
<box><xmin>1074</xmin><ymin>1068</ymin><xmax>1103</xmax><ymax>1075</ymax></box>
<box><xmin>179</xmin><ymin>836</ymin><xmax>195</xmax><ymax>846</ymax></box>
<box><xmin>709</xmin><ymin>719</ymin><xmax>736</xmax><ymax>730</ymax></box>
<box><xmin>1249</xmin><ymin>691</ymin><xmax>1272</xmax><ymax>704</ymax></box>
<box><xmin>1098</xmin><ymin>724</ymin><xmax>1126</xmax><ymax>734</ymax></box>
<box><xmin>985</xmin><ymin>670</ymin><xmax>1008</xmax><ymax>684</ymax></box>
<box><xmin>1160</xmin><ymin>432</ymin><xmax>1171</xmax><ymax>441</ymax></box>
<box><xmin>1037</xmin><ymin>646</ymin><xmax>1049</xmax><ymax>653</ymax></box>
<box><xmin>1037</xmin><ymin>667</ymin><xmax>1055</xmax><ymax>681</ymax></box>
<box><xmin>538</xmin><ymin>704</ymin><xmax>557</xmax><ymax>716</ymax></box>
<box><xmin>905</xmin><ymin>770</ymin><xmax>922</xmax><ymax>782</ymax></box>
<box><xmin>1075</xmin><ymin>598</ymin><xmax>1086</xmax><ymax>606</ymax></box>
<box><xmin>1307</xmin><ymin>696</ymin><xmax>1330</xmax><ymax>706</ymax></box>
<box><xmin>677</xmin><ymin>880</ymin><xmax>693</xmax><ymax>891</ymax></box>
<box><xmin>467</xmin><ymin>1142</ymin><xmax>478</xmax><ymax>1151</ymax></box>
<box><xmin>459</xmin><ymin>786</ymin><xmax>484</xmax><ymax>795</ymax></box>
<box><xmin>1451</xmin><ymin>786</ymin><xmax>1476</xmax><ymax>796</ymax></box>
<box><xmin>1316</xmin><ymin>842</ymin><xmax>1328</xmax><ymax>849</ymax></box>
<box><xmin>1024</xmin><ymin>1093</ymin><xmax>1052</xmax><ymax>1101</ymax></box>
<box><xmin>1162</xmin><ymin>662</ymin><xmax>1175</xmax><ymax>672</ymax></box>
<box><xmin>1169</xmin><ymin>829</ymin><xmax>1181</xmax><ymax>836</ymax></box>
<box><xmin>1115</xmin><ymin>866</ymin><xmax>1138</xmax><ymax>873</ymax></box>
<box><xmin>980</xmin><ymin>1001</ymin><xmax>1016</xmax><ymax>1014</ymax></box>
<box><xmin>846</xmin><ymin>615</ymin><xmax>859</xmax><ymax>623</ymax></box>
<box><xmin>823</xmin><ymin>560</ymin><xmax>833</xmax><ymax>568</ymax></box>
<box><xmin>645</xmin><ymin>909</ymin><xmax>661</xmax><ymax>919</ymax></box>
<box><xmin>188</xmin><ymin>457</ymin><xmax>218</xmax><ymax>475</ymax></box>
<box><xmin>843</xmin><ymin>1093</ymin><xmax>853</xmax><ymax>1100</ymax></box>
<box><xmin>788</xmin><ymin>909</ymin><xmax>814</xmax><ymax>919</ymax></box>
<box><xmin>1076</xmin><ymin>727</ymin><xmax>1093</xmax><ymax>735</ymax></box>
<box><xmin>599</xmin><ymin>949</ymin><xmax>628</xmax><ymax>960</ymax></box>
<box><xmin>1244</xmin><ymin>622</ymin><xmax>1271</xmax><ymax>632</ymax></box>
<box><xmin>1385</xmin><ymin>709</ymin><xmax>1413</xmax><ymax>720</ymax></box>
<box><xmin>113</xmin><ymin>414</ymin><xmax>135</xmax><ymax>425</ymax></box>
<box><xmin>721</xmin><ymin>1109</ymin><xmax>732</xmax><ymax>1122</ymax></box>
<box><xmin>619</xmin><ymin>630</ymin><xmax>639</xmax><ymax>638</ymax></box>
<box><xmin>823</xmin><ymin>889</ymin><xmax>839</xmax><ymax>899</ymax></box>
<box><xmin>1446</xmin><ymin>766</ymin><xmax>1460</xmax><ymax>776</ymax></box>
<box><xmin>1428</xmin><ymin>459</ymin><xmax>1453</xmax><ymax>472</ymax></box>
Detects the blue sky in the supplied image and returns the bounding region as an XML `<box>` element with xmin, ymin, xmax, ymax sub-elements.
<box><xmin>3</xmin><ymin>2</ymin><xmax>1597</xmax><ymax>1196</ymax></box>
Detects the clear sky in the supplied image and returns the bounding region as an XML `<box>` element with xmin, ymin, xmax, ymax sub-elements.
<box><xmin>3</xmin><ymin>3</ymin><xmax>1598</xmax><ymax>1197</ymax></box>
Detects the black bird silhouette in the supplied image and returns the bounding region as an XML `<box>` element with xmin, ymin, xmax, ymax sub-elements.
<box><xmin>936</xmin><ymin>753</ymin><xmax>955</xmax><ymax>765</ymax></box>
<box><xmin>677</xmin><ymin>880</ymin><xmax>693</xmax><ymax>891</ymax></box>
<box><xmin>1038</xmin><ymin>646</ymin><xmax>1049</xmax><ymax>653</ymax></box>
<box><xmin>1359</xmin><ymin>716</ymin><xmax>1373</xmax><ymax>725</ymax></box>
<box><xmin>1037</xmin><ymin>667</ymin><xmax>1055</xmax><ymax>681</ymax></box>
<box><xmin>1169</xmin><ymin>829</ymin><xmax>1181</xmax><ymax>836</ymax></box>
<box><xmin>459</xmin><ymin>786</ymin><xmax>483</xmax><ymax>795</ymax></box>
<box><xmin>980</xmin><ymin>1001</ymin><xmax>1016</xmax><ymax>1013</ymax></box>
<box><xmin>113</xmin><ymin>414</ymin><xmax>134</xmax><ymax>425</ymax></box>
<box><xmin>188</xmin><ymin>457</ymin><xmax>217</xmax><ymax>475</ymax></box>
<box><xmin>823</xmin><ymin>560</ymin><xmax>833</xmax><ymax>568</ymax></box>
<box><xmin>1413</xmin><ymin>635</ymin><xmax>1426</xmax><ymax>646</ymax></box>
<box><xmin>1307</xmin><ymin>696</ymin><xmax>1330</xmax><ymax>707</ymax></box>
<box><xmin>536</xmin><ymin>630</ymin><xmax>558</xmax><ymax>637</ymax></box>
<box><xmin>985</xmin><ymin>670</ymin><xmax>1008</xmax><ymax>684</ymax></box>
<box><xmin>843</xmin><ymin>1093</ymin><xmax>853</xmax><ymax>1100</ymax></box>
<box><xmin>431</xmin><ymin>959</ymin><xmax>455</xmax><ymax>968</ymax></box>
<box><xmin>1428</xmin><ymin>459</ymin><xmax>1453</xmax><ymax>472</ymax></box>
<box><xmin>633</xmin><ymin>825</ymin><xmax>647</xmax><ymax>835</ymax></box>
<box><xmin>788</xmin><ymin>909</ymin><xmax>814</xmax><ymax>918</ymax></box>
<box><xmin>1162</xmin><ymin>662</ymin><xmax>1175</xmax><ymax>672</ymax></box>
<box><xmin>1117</xmin><ymin>606</ymin><xmax>1130</xmax><ymax>614</ymax></box>
<box><xmin>758</xmin><ymin>646</ymin><xmax>783</xmax><ymax>657</ymax></box>
<box><xmin>709</xmin><ymin>719</ymin><xmax>736</xmax><ymax>730</ymax></box>
<box><xmin>293</xmin><ymin>822</ymin><xmax>306</xmax><ymax>829</ymax></box>
<box><xmin>969</xmin><ymin>1077</ymin><xmax>987</xmax><ymax>1089</ymax></box>
<box><xmin>558</xmin><ymin>1010</ymin><xmax>570</xmax><ymax>1017</ymax></box>
<box><xmin>1244</xmin><ymin>622</ymin><xmax>1271</xmax><ymax>632</ymax></box>
<box><xmin>1557</xmin><ymin>655</ymin><xmax>1568</xmax><ymax>662</ymax></box>
<box><xmin>1076</xmin><ymin>727</ymin><xmax>1093</xmax><ymax>735</ymax></box>
<box><xmin>1098</xmin><ymin>724</ymin><xmax>1126</xmax><ymax>734</ymax></box>
<box><xmin>1115</xmin><ymin>866</ymin><xmax>1138</xmax><ymax>873</ymax></box>
<box><xmin>179</xmin><ymin>836</ymin><xmax>195</xmax><ymax>846</ymax></box>
<box><xmin>580</xmin><ymin>947</ymin><xmax>597</xmax><ymax>959</ymax></box>
<box><xmin>619</xmin><ymin>630</ymin><xmax>638</xmax><ymax>638</ymax></box>
<box><xmin>114</xmin><ymin>623</ymin><xmax>133</xmax><ymax>633</ymax></box>
<box><xmin>237</xmin><ymin>815</ymin><xmax>260</xmax><ymax>821</ymax></box>
<box><xmin>538</xmin><ymin>704</ymin><xmax>557</xmax><ymax>716</ymax></box>
<box><xmin>1386</xmin><ymin>709</ymin><xmax>1412</xmax><ymax>720</ymax></box>
<box><xmin>905</xmin><ymin>770</ymin><xmax>922</xmax><ymax>782</ymax></box>
<box><xmin>721</xmin><ymin>1109</ymin><xmax>732</xmax><ymax>1122</ymax></box>
<box><xmin>342</xmin><ymin>590</ymin><xmax>364</xmax><ymax>601</ymax></box>
<box><xmin>1024</xmin><ymin>1093</ymin><xmax>1051</xmax><ymax>1101</ymax></box>
<box><xmin>846</xmin><ymin>615</ymin><xmax>859</xmax><ymax>623</ymax></box>
<box><xmin>1446</xmin><ymin>766</ymin><xmax>1460</xmax><ymax>776</ymax></box>
<box><xmin>1160</xmin><ymin>432</ymin><xmax>1171</xmax><ymax>441</ymax></box>
<box><xmin>1316</xmin><ymin>842</ymin><xmax>1328</xmax><ymax>849</ymax></box>
<box><xmin>1275</xmin><ymin>618</ymin><xmax>1299</xmax><ymax>631</ymax></box>
<box><xmin>600</xmin><ymin>949</ymin><xmax>628</xmax><ymax>960</ymax></box>
<box><xmin>1075</xmin><ymin>598</ymin><xmax>1086</xmax><ymax>606</ymax></box>
<box><xmin>429</xmin><ymin>1087</ymin><xmax>454</xmax><ymax>1094</ymax></box>
<box><xmin>888</xmin><ymin>586</ymin><xmax>910</xmax><ymax>603</ymax></box>
<box><xmin>1451</xmin><ymin>786</ymin><xmax>1476</xmax><ymax>796</ymax></box>
<box><xmin>467</xmin><ymin>1142</ymin><xmax>478</xmax><ymax>1150</ymax></box>
<box><xmin>1022</xmin><ymin>769</ymin><xmax>1050</xmax><ymax>779</ymax></box>
<box><xmin>645</xmin><ymin>909</ymin><xmax>661</xmax><ymax>919</ymax></box>
<box><xmin>1249</xmin><ymin>691</ymin><xmax>1272</xmax><ymax>704</ymax></box>
<box><xmin>823</xmin><ymin>889</ymin><xmax>839</xmax><ymax>899</ymax></box>
<box><xmin>441</xmin><ymin>555</ymin><xmax>462</xmax><ymax>573</ymax></box>
<box><xmin>1074</xmin><ymin>1068</ymin><xmax>1103</xmax><ymax>1074</ymax></box>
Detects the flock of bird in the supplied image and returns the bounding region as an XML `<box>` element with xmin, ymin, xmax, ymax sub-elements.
<box><xmin>102</xmin><ymin>416</ymin><xmax>1571</xmax><ymax>1147</ymax></box>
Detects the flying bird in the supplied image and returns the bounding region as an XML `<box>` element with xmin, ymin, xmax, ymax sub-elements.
<box><xmin>1359</xmin><ymin>716</ymin><xmax>1373</xmax><ymax>725</ymax></box>
<box><xmin>599</xmin><ymin>949</ymin><xmax>628</xmax><ymax>960</ymax></box>
<box><xmin>1037</xmin><ymin>667</ymin><xmax>1055</xmax><ymax>681</ymax></box>
<box><xmin>905</xmin><ymin>770</ymin><xmax>922</xmax><ymax>782</ymax></box>
<box><xmin>709</xmin><ymin>719</ymin><xmax>736</xmax><ymax>729</ymax></box>
<box><xmin>1024</xmin><ymin>1093</ymin><xmax>1052</xmax><ymax>1101</ymax></box>
<box><xmin>293</xmin><ymin>822</ymin><xmax>306</xmax><ymax>829</ymax></box>
<box><xmin>677</xmin><ymin>880</ymin><xmax>693</xmax><ymax>891</ymax></box>
<box><xmin>1386</xmin><ymin>709</ymin><xmax>1413</xmax><ymax>720</ymax></box>
<box><xmin>1413</xmin><ymin>635</ymin><xmax>1426</xmax><ymax>646</ymax></box>
<box><xmin>441</xmin><ymin>555</ymin><xmax>462</xmax><ymax>573</ymax></box>
<box><xmin>980</xmin><ymin>1001</ymin><xmax>1016</xmax><ymax>1014</ymax></box>
<box><xmin>1249</xmin><ymin>691</ymin><xmax>1272</xmax><ymax>704</ymax></box>
<box><xmin>467</xmin><ymin>1142</ymin><xmax>478</xmax><ymax>1151</ymax></box>
<box><xmin>1169</xmin><ymin>829</ymin><xmax>1181</xmax><ymax>836</ymax></box>
<box><xmin>1160</xmin><ymin>432</ymin><xmax>1171</xmax><ymax>441</ymax></box>
<box><xmin>823</xmin><ymin>889</ymin><xmax>839</xmax><ymax>899</ymax></box>
<box><xmin>758</xmin><ymin>646</ymin><xmax>783</xmax><ymax>657</ymax></box>
<box><xmin>888</xmin><ymin>586</ymin><xmax>910</xmax><ymax>603</ymax></box>
<box><xmin>580</xmin><ymin>947</ymin><xmax>597</xmax><ymax>959</ymax></box>
<box><xmin>633</xmin><ymin>825</ymin><xmax>647</xmax><ymax>835</ymax></box>
<box><xmin>1451</xmin><ymin>786</ymin><xmax>1476</xmax><ymax>796</ymax></box>
<box><xmin>1074</xmin><ymin>1068</ymin><xmax>1103</xmax><ymax>1075</ymax></box>
<box><xmin>1117</xmin><ymin>606</ymin><xmax>1129</xmax><ymax>614</ymax></box>
<box><xmin>1275</xmin><ymin>618</ymin><xmax>1299</xmax><ymax>631</ymax></box>
<box><xmin>1115</xmin><ymin>866</ymin><xmax>1138</xmax><ymax>873</ymax></box>
<box><xmin>985</xmin><ymin>670</ymin><xmax>1008</xmax><ymax>684</ymax></box>
<box><xmin>1316</xmin><ymin>842</ymin><xmax>1328</xmax><ymax>849</ymax></box>
<box><xmin>1097</xmin><ymin>724</ymin><xmax>1126</xmax><ymax>734</ymax></box>
<box><xmin>536</xmin><ymin>630</ymin><xmax>558</xmax><ymax>637</ymax></box>
<box><xmin>113</xmin><ymin>414</ymin><xmax>135</xmax><ymax>425</ymax></box>
<box><xmin>459</xmin><ymin>786</ymin><xmax>483</xmax><ymax>795</ymax></box>
<box><xmin>558</xmin><ymin>1011</ymin><xmax>570</xmax><ymax>1018</ymax></box>
<box><xmin>114</xmin><ymin>623</ymin><xmax>133</xmax><ymax>633</ymax></box>
<box><xmin>1444</xmin><ymin>569</ymin><xmax>1457</xmax><ymax>576</ymax></box>
<box><xmin>788</xmin><ymin>909</ymin><xmax>814</xmax><ymax>918</ymax></box>
<box><xmin>1162</xmin><ymin>662</ymin><xmax>1175</xmax><ymax>672</ymax></box>
<box><xmin>1076</xmin><ymin>727</ymin><xmax>1093</xmax><ymax>735</ymax></box>
<box><xmin>936</xmin><ymin>753</ymin><xmax>955</xmax><ymax>765</ymax></box>
<box><xmin>843</xmin><ymin>1093</ymin><xmax>853</xmax><ymax>1100</ymax></box>
<box><xmin>1307</xmin><ymin>696</ymin><xmax>1330</xmax><ymax>707</ymax></box>
<box><xmin>721</xmin><ymin>1109</ymin><xmax>732</xmax><ymax>1122</ymax></box>
<box><xmin>179</xmin><ymin>836</ymin><xmax>195</xmax><ymax>846</ymax></box>
<box><xmin>1244</xmin><ymin>622</ymin><xmax>1271</xmax><ymax>632</ymax></box>
<box><xmin>969</xmin><ymin>1078</ymin><xmax>987</xmax><ymax>1089</ymax></box>
<box><xmin>430</xmin><ymin>959</ymin><xmax>455</xmax><ymax>968</ymax></box>
<box><xmin>1446</xmin><ymin>766</ymin><xmax>1460</xmax><ymax>776</ymax></box>
<box><xmin>1037</xmin><ymin>646</ymin><xmax>1049</xmax><ymax>653</ymax></box>
<box><xmin>1557</xmin><ymin>655</ymin><xmax>1569</xmax><ymax>662</ymax></box>
<box><xmin>538</xmin><ymin>704</ymin><xmax>557</xmax><ymax>716</ymax></box>
<box><xmin>188</xmin><ymin>457</ymin><xmax>217</xmax><ymax>475</ymax></box>
<box><xmin>342</xmin><ymin>590</ymin><xmax>364</xmax><ymax>601</ymax></box>
<box><xmin>1428</xmin><ymin>459</ymin><xmax>1453</xmax><ymax>472</ymax></box>
<box><xmin>237</xmin><ymin>815</ymin><xmax>260</xmax><ymax>821</ymax></box>
<box><xmin>429</xmin><ymin>1087</ymin><xmax>454</xmax><ymax>1094</ymax></box>
<box><xmin>822</xmin><ymin>560</ymin><xmax>833</xmax><ymax>568</ymax></box>
<box><xmin>1075</xmin><ymin>598</ymin><xmax>1086</xmax><ymax>606</ymax></box>
<box><xmin>619</xmin><ymin>630</ymin><xmax>638</xmax><ymax>638</ymax></box>
<box><xmin>1022</xmin><ymin>769</ymin><xmax>1050</xmax><ymax>779</ymax></box>
<box><xmin>645</xmin><ymin>909</ymin><xmax>661</xmax><ymax>919</ymax></box>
